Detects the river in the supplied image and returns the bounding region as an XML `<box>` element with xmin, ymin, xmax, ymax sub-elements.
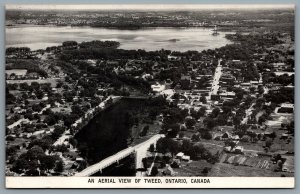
<box><xmin>6</xmin><ymin>25</ymin><xmax>232</xmax><ymax>52</ymax></box>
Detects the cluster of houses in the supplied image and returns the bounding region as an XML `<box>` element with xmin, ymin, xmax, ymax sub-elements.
<box><xmin>6</xmin><ymin>69</ymin><xmax>40</xmax><ymax>80</ymax></box>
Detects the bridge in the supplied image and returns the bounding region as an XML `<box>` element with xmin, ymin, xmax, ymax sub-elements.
<box><xmin>74</xmin><ymin>134</ymin><xmax>164</xmax><ymax>177</ymax></box>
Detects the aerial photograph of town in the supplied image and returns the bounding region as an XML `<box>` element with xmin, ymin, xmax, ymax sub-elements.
<box><xmin>5</xmin><ymin>4</ymin><xmax>294</xmax><ymax>179</ymax></box>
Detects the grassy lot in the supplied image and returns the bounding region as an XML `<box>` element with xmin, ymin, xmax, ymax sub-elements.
<box><xmin>130</xmin><ymin>121</ymin><xmax>161</xmax><ymax>146</ymax></box>
<box><xmin>52</xmin><ymin>107</ymin><xmax>72</xmax><ymax>114</ymax></box>
<box><xmin>173</xmin><ymin>160</ymin><xmax>213</xmax><ymax>176</ymax></box>
<box><xmin>209</xmin><ymin>163</ymin><xmax>293</xmax><ymax>177</ymax></box>
<box><xmin>201</xmin><ymin>142</ymin><xmax>224</xmax><ymax>154</ymax></box>
<box><xmin>239</xmin><ymin>130</ymin><xmax>294</xmax><ymax>154</ymax></box>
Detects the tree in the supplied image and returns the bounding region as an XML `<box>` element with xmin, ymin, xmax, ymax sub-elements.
<box><xmin>150</xmin><ymin>166</ymin><xmax>159</xmax><ymax>176</ymax></box>
<box><xmin>241</xmin><ymin>135</ymin><xmax>250</xmax><ymax>142</ymax></box>
<box><xmin>265</xmin><ymin>139</ymin><xmax>273</xmax><ymax>148</ymax></box>
<box><xmin>167</xmin><ymin>138</ymin><xmax>180</xmax><ymax>157</ymax></box>
<box><xmin>178</xmin><ymin>131</ymin><xmax>184</xmax><ymax>139</ymax></box>
<box><xmin>211</xmin><ymin>108</ymin><xmax>220</xmax><ymax>118</ymax></box>
<box><xmin>205</xmin><ymin>117</ymin><xmax>215</xmax><ymax>129</ymax></box>
<box><xmin>20</xmin><ymin>83</ymin><xmax>29</xmax><ymax>91</ymax></box>
<box><xmin>148</xmin><ymin>144</ymin><xmax>155</xmax><ymax>152</ymax></box>
<box><xmin>156</xmin><ymin>138</ymin><xmax>168</xmax><ymax>154</ymax></box>
<box><xmin>185</xmin><ymin>117</ymin><xmax>196</xmax><ymax>129</ymax></box>
<box><xmin>181</xmin><ymin>139</ymin><xmax>193</xmax><ymax>154</ymax></box>
<box><xmin>28</xmin><ymin>137</ymin><xmax>53</xmax><ymax>151</ymax></box>
<box><xmin>44</xmin><ymin>114</ymin><xmax>58</xmax><ymax>126</ymax></box>
<box><xmin>142</xmin><ymin>158</ymin><xmax>149</xmax><ymax>169</ymax></box>
<box><xmin>269</xmin><ymin>132</ymin><xmax>277</xmax><ymax>140</ymax></box>
<box><xmin>54</xmin><ymin>160</ymin><xmax>64</xmax><ymax>173</ymax></box>
<box><xmin>258</xmin><ymin>114</ymin><xmax>267</xmax><ymax>125</ymax></box>
<box><xmin>200</xmin><ymin>96</ymin><xmax>207</xmax><ymax>104</ymax></box>
<box><xmin>199</xmin><ymin>107</ymin><xmax>207</xmax><ymax>117</ymax></box>
<box><xmin>233</xmin><ymin>116</ymin><xmax>242</xmax><ymax>129</ymax></box>
<box><xmin>140</xmin><ymin>125</ymin><xmax>149</xmax><ymax>137</ymax></box>
<box><xmin>191</xmin><ymin>133</ymin><xmax>200</xmax><ymax>142</ymax></box>
<box><xmin>26</xmin><ymin>146</ymin><xmax>45</xmax><ymax>159</ymax></box>
<box><xmin>224</xmin><ymin>139</ymin><xmax>236</xmax><ymax>149</ymax></box>
<box><xmin>71</xmin><ymin>105</ymin><xmax>84</xmax><ymax>117</ymax></box>
<box><xmin>201</xmin><ymin>131</ymin><xmax>212</xmax><ymax>140</ymax></box>
<box><xmin>40</xmin><ymin>155</ymin><xmax>58</xmax><ymax>171</ymax></box>
<box><xmin>69</xmin><ymin>137</ymin><xmax>78</xmax><ymax>147</ymax></box>
<box><xmin>51</xmin><ymin>125</ymin><xmax>65</xmax><ymax>140</ymax></box>
<box><xmin>166</xmin><ymin>123</ymin><xmax>180</xmax><ymax>138</ymax></box>
<box><xmin>258</xmin><ymin>86</ymin><xmax>264</xmax><ymax>95</ymax></box>
<box><xmin>189</xmin><ymin>143</ymin><xmax>207</xmax><ymax>160</ymax></box>
<box><xmin>202</xmin><ymin>167</ymin><xmax>209</xmax><ymax>174</ymax></box>
<box><xmin>12</xmin><ymin>145</ymin><xmax>47</xmax><ymax>175</ymax></box>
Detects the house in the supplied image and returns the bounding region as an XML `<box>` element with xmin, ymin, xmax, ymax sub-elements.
<box><xmin>222</xmin><ymin>132</ymin><xmax>231</xmax><ymax>139</ymax></box>
<box><xmin>282</xmin><ymin>156</ymin><xmax>294</xmax><ymax>173</ymax></box>
<box><xmin>277</xmin><ymin>103</ymin><xmax>294</xmax><ymax>114</ymax></box>
<box><xmin>151</xmin><ymin>83</ymin><xmax>166</xmax><ymax>93</ymax></box>
<box><xmin>224</xmin><ymin>146</ymin><xmax>232</xmax><ymax>152</ymax></box>
<box><xmin>224</xmin><ymin>145</ymin><xmax>244</xmax><ymax>154</ymax></box>
<box><xmin>231</xmin><ymin>135</ymin><xmax>240</xmax><ymax>140</ymax></box>
<box><xmin>281</xmin><ymin>133</ymin><xmax>289</xmax><ymax>140</ymax></box>
<box><xmin>6</xmin><ymin>69</ymin><xmax>28</xmax><ymax>80</ymax></box>
<box><xmin>75</xmin><ymin>157</ymin><xmax>85</xmax><ymax>163</ymax></box>
<box><xmin>234</xmin><ymin>146</ymin><xmax>244</xmax><ymax>154</ymax></box>
<box><xmin>176</xmin><ymin>152</ymin><xmax>184</xmax><ymax>159</ymax></box>
<box><xmin>220</xmin><ymin>92</ymin><xmax>236</xmax><ymax>99</ymax></box>
<box><xmin>182</xmin><ymin>155</ymin><xmax>190</xmax><ymax>162</ymax></box>
<box><xmin>175</xmin><ymin>152</ymin><xmax>190</xmax><ymax>162</ymax></box>
<box><xmin>168</xmin><ymin>55</ymin><xmax>180</xmax><ymax>61</ymax></box>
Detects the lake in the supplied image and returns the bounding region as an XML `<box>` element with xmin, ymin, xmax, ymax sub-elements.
<box><xmin>6</xmin><ymin>25</ymin><xmax>232</xmax><ymax>52</ymax></box>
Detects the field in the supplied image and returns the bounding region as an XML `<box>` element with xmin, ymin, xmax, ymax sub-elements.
<box><xmin>209</xmin><ymin>163</ymin><xmax>293</xmax><ymax>177</ymax></box>
<box><xmin>174</xmin><ymin>160</ymin><xmax>213</xmax><ymax>176</ymax></box>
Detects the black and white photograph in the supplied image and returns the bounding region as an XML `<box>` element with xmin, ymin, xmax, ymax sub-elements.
<box><xmin>5</xmin><ymin>4</ymin><xmax>295</xmax><ymax>188</ymax></box>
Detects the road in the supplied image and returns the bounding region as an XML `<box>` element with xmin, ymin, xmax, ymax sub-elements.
<box><xmin>53</xmin><ymin>130</ymin><xmax>70</xmax><ymax>146</ymax></box>
<box><xmin>7</xmin><ymin>118</ymin><xmax>30</xmax><ymax>130</ymax></box>
<box><xmin>135</xmin><ymin>134</ymin><xmax>164</xmax><ymax>176</ymax></box>
<box><xmin>208</xmin><ymin>59</ymin><xmax>222</xmax><ymax>100</ymax></box>
<box><xmin>241</xmin><ymin>103</ymin><xmax>255</xmax><ymax>125</ymax></box>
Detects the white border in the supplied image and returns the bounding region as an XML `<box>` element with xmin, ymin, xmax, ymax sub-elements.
<box><xmin>6</xmin><ymin>177</ymin><xmax>295</xmax><ymax>188</ymax></box>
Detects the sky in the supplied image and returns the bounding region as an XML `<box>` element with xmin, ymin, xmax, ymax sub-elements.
<box><xmin>6</xmin><ymin>4</ymin><xmax>295</xmax><ymax>11</ymax></box>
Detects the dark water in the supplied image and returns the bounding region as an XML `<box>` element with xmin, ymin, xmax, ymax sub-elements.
<box><xmin>75</xmin><ymin>98</ymin><xmax>146</xmax><ymax>165</ymax></box>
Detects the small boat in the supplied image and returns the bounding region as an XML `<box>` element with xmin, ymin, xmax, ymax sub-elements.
<box><xmin>168</xmin><ymin>38</ymin><xmax>180</xmax><ymax>42</ymax></box>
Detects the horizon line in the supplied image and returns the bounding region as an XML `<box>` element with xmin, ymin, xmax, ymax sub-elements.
<box><xmin>6</xmin><ymin>4</ymin><xmax>295</xmax><ymax>11</ymax></box>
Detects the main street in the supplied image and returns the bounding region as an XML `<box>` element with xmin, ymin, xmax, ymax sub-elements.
<box><xmin>208</xmin><ymin>59</ymin><xmax>223</xmax><ymax>100</ymax></box>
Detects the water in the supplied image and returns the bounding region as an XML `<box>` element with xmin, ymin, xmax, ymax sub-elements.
<box><xmin>74</xmin><ymin>98</ymin><xmax>151</xmax><ymax>165</ymax></box>
<box><xmin>6</xmin><ymin>25</ymin><xmax>232</xmax><ymax>52</ymax></box>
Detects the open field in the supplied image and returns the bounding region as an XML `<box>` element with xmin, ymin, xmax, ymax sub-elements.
<box><xmin>174</xmin><ymin>160</ymin><xmax>213</xmax><ymax>176</ymax></box>
<box><xmin>209</xmin><ymin>163</ymin><xmax>293</xmax><ymax>177</ymax></box>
